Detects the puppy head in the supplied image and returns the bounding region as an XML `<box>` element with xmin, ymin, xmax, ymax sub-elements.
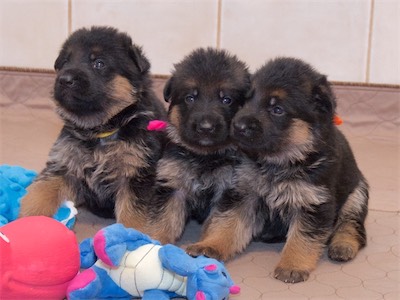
<box><xmin>232</xmin><ymin>57</ymin><xmax>336</xmax><ymax>163</ymax></box>
<box><xmin>164</xmin><ymin>48</ymin><xmax>250</xmax><ymax>154</ymax></box>
<box><xmin>53</xmin><ymin>26</ymin><xmax>151</xmax><ymax>129</ymax></box>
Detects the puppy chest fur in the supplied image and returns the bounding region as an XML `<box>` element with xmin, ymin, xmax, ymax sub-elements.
<box><xmin>237</xmin><ymin>159</ymin><xmax>330</xmax><ymax>221</ymax></box>
<box><xmin>47</xmin><ymin>133</ymin><xmax>150</xmax><ymax>204</ymax></box>
<box><xmin>156</xmin><ymin>150</ymin><xmax>237</xmax><ymax>221</ymax></box>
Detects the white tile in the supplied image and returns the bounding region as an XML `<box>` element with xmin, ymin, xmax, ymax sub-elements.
<box><xmin>0</xmin><ymin>0</ymin><xmax>69</xmax><ymax>69</ymax></box>
<box><xmin>220</xmin><ymin>0</ymin><xmax>371</xmax><ymax>82</ymax></box>
<box><xmin>71</xmin><ymin>0</ymin><xmax>219</xmax><ymax>75</ymax></box>
<box><xmin>369</xmin><ymin>0</ymin><xmax>400</xmax><ymax>85</ymax></box>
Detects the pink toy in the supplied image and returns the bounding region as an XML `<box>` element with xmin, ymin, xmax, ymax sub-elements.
<box><xmin>147</xmin><ymin>120</ymin><xmax>167</xmax><ymax>131</ymax></box>
<box><xmin>0</xmin><ymin>216</ymin><xmax>80</xmax><ymax>299</ymax></box>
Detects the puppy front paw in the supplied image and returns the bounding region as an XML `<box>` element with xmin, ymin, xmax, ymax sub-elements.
<box><xmin>328</xmin><ymin>242</ymin><xmax>357</xmax><ymax>262</ymax></box>
<box><xmin>274</xmin><ymin>266</ymin><xmax>310</xmax><ymax>283</ymax></box>
<box><xmin>186</xmin><ymin>243</ymin><xmax>226</xmax><ymax>261</ymax></box>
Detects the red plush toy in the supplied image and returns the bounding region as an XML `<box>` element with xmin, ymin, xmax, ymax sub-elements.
<box><xmin>0</xmin><ymin>216</ymin><xmax>80</xmax><ymax>299</ymax></box>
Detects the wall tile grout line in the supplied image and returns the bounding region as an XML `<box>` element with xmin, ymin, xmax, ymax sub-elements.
<box><xmin>366</xmin><ymin>0</ymin><xmax>375</xmax><ymax>84</ymax></box>
<box><xmin>216</xmin><ymin>0</ymin><xmax>222</xmax><ymax>49</ymax></box>
<box><xmin>68</xmin><ymin>0</ymin><xmax>72</xmax><ymax>35</ymax></box>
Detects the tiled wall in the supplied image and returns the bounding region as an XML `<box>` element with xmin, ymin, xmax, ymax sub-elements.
<box><xmin>0</xmin><ymin>0</ymin><xmax>398</xmax><ymax>85</ymax></box>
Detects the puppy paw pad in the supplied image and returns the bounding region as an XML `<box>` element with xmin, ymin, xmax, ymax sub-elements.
<box><xmin>186</xmin><ymin>244</ymin><xmax>223</xmax><ymax>260</ymax></box>
<box><xmin>274</xmin><ymin>267</ymin><xmax>309</xmax><ymax>283</ymax></box>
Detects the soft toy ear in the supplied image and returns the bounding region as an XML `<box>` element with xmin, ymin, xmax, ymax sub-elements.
<box><xmin>159</xmin><ymin>244</ymin><xmax>197</xmax><ymax>276</ymax></box>
<box><xmin>163</xmin><ymin>77</ymin><xmax>174</xmax><ymax>103</ymax></box>
<box><xmin>312</xmin><ymin>75</ymin><xmax>336</xmax><ymax>116</ymax></box>
<box><xmin>92</xmin><ymin>225</ymin><xmax>129</xmax><ymax>267</ymax></box>
<box><xmin>93</xmin><ymin>223</ymin><xmax>159</xmax><ymax>267</ymax></box>
<box><xmin>195</xmin><ymin>291</ymin><xmax>206</xmax><ymax>300</ymax></box>
<box><xmin>79</xmin><ymin>238</ymin><xmax>97</xmax><ymax>269</ymax></box>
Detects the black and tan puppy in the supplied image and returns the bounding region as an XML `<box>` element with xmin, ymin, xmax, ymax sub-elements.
<box><xmin>189</xmin><ymin>57</ymin><xmax>369</xmax><ymax>283</ymax></box>
<box><xmin>19</xmin><ymin>27</ymin><xmax>166</xmax><ymax>231</ymax></box>
<box><xmin>147</xmin><ymin>48</ymin><xmax>250</xmax><ymax>246</ymax></box>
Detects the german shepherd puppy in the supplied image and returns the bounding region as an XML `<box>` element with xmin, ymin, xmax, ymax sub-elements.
<box><xmin>187</xmin><ymin>57</ymin><xmax>369</xmax><ymax>283</ymax></box>
<box><xmin>147</xmin><ymin>48</ymin><xmax>250</xmax><ymax>245</ymax></box>
<box><xmin>19</xmin><ymin>27</ymin><xmax>166</xmax><ymax>231</ymax></box>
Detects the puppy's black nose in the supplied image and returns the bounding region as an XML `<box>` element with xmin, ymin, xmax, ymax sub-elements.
<box><xmin>58</xmin><ymin>74</ymin><xmax>75</xmax><ymax>86</ymax></box>
<box><xmin>196</xmin><ymin>119</ymin><xmax>215</xmax><ymax>133</ymax></box>
<box><xmin>233</xmin><ymin>120</ymin><xmax>249</xmax><ymax>136</ymax></box>
<box><xmin>233</xmin><ymin>117</ymin><xmax>261</xmax><ymax>137</ymax></box>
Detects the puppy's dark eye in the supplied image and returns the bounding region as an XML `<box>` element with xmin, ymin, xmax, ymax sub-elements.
<box><xmin>221</xmin><ymin>96</ymin><xmax>232</xmax><ymax>105</ymax></box>
<box><xmin>271</xmin><ymin>106</ymin><xmax>285</xmax><ymax>116</ymax></box>
<box><xmin>185</xmin><ymin>95</ymin><xmax>195</xmax><ymax>103</ymax></box>
<box><xmin>93</xmin><ymin>59</ymin><xmax>105</xmax><ymax>69</ymax></box>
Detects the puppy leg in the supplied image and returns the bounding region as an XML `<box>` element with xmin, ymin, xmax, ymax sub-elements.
<box><xmin>186</xmin><ymin>190</ymin><xmax>258</xmax><ymax>261</ymax></box>
<box><xmin>19</xmin><ymin>176</ymin><xmax>65</xmax><ymax>217</ymax></box>
<box><xmin>274</xmin><ymin>218</ymin><xmax>326</xmax><ymax>283</ymax></box>
<box><xmin>186</xmin><ymin>209</ymin><xmax>254</xmax><ymax>261</ymax></box>
<box><xmin>147</xmin><ymin>189</ymin><xmax>188</xmax><ymax>245</ymax></box>
<box><xmin>328</xmin><ymin>180</ymin><xmax>368</xmax><ymax>261</ymax></box>
<box><xmin>114</xmin><ymin>185</ymin><xmax>148</xmax><ymax>233</ymax></box>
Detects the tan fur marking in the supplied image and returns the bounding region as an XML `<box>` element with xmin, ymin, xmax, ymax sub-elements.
<box><xmin>183</xmin><ymin>78</ymin><xmax>198</xmax><ymax>89</ymax></box>
<box><xmin>104</xmin><ymin>75</ymin><xmax>137</xmax><ymax>121</ymax></box>
<box><xmin>288</xmin><ymin>119</ymin><xmax>311</xmax><ymax>146</ymax></box>
<box><xmin>168</xmin><ymin>105</ymin><xmax>181</xmax><ymax>130</ymax></box>
<box><xmin>277</xmin><ymin>235</ymin><xmax>321</xmax><ymax>272</ymax></box>
<box><xmin>265</xmin><ymin>118</ymin><xmax>314</xmax><ymax>164</ymax></box>
<box><xmin>340</xmin><ymin>180</ymin><xmax>368</xmax><ymax>218</ymax></box>
<box><xmin>276</xmin><ymin>220</ymin><xmax>323</xmax><ymax>276</ymax></box>
<box><xmin>270</xmin><ymin>89</ymin><xmax>288</xmax><ymax>100</ymax></box>
<box><xmin>329</xmin><ymin>223</ymin><xmax>361</xmax><ymax>253</ymax></box>
<box><xmin>301</xmin><ymin>78</ymin><xmax>313</xmax><ymax>94</ymax></box>
<box><xmin>156</xmin><ymin>159</ymin><xmax>185</xmax><ymax>183</ymax></box>
<box><xmin>91</xmin><ymin>46</ymin><xmax>103</xmax><ymax>54</ymax></box>
<box><xmin>186</xmin><ymin>210</ymin><xmax>253</xmax><ymax>261</ymax></box>
<box><xmin>114</xmin><ymin>185</ymin><xmax>147</xmax><ymax>233</ymax></box>
<box><xmin>19</xmin><ymin>176</ymin><xmax>65</xmax><ymax>217</ymax></box>
<box><xmin>148</xmin><ymin>190</ymin><xmax>188</xmax><ymax>244</ymax></box>
<box><xmin>110</xmin><ymin>75</ymin><xmax>136</xmax><ymax>104</ymax></box>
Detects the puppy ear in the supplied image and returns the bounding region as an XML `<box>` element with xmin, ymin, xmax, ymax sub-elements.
<box><xmin>163</xmin><ymin>77</ymin><xmax>174</xmax><ymax>103</ymax></box>
<box><xmin>54</xmin><ymin>52</ymin><xmax>65</xmax><ymax>71</ymax></box>
<box><xmin>54</xmin><ymin>56</ymin><xmax>61</xmax><ymax>71</ymax></box>
<box><xmin>312</xmin><ymin>75</ymin><xmax>336</xmax><ymax>115</ymax></box>
<box><xmin>128</xmin><ymin>44</ymin><xmax>151</xmax><ymax>74</ymax></box>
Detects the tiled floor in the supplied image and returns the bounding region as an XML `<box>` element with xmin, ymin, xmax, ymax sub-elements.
<box><xmin>1</xmin><ymin>70</ymin><xmax>399</xmax><ymax>299</ymax></box>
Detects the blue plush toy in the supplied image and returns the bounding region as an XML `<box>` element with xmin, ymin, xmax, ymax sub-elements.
<box><xmin>67</xmin><ymin>224</ymin><xmax>241</xmax><ymax>300</ymax></box>
<box><xmin>0</xmin><ymin>165</ymin><xmax>77</xmax><ymax>228</ymax></box>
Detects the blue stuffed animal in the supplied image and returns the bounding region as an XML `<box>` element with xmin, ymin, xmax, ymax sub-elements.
<box><xmin>0</xmin><ymin>164</ymin><xmax>77</xmax><ymax>228</ymax></box>
<box><xmin>0</xmin><ymin>165</ymin><xmax>36</xmax><ymax>225</ymax></box>
<box><xmin>67</xmin><ymin>224</ymin><xmax>240</xmax><ymax>300</ymax></box>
